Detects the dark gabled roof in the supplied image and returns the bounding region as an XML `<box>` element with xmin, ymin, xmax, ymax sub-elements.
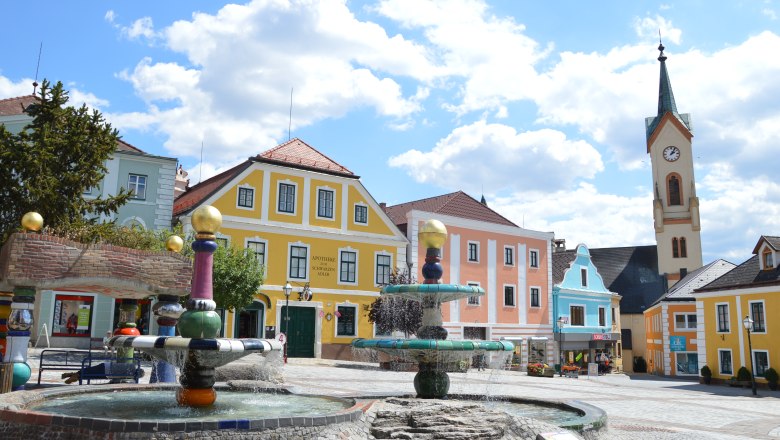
<box><xmin>651</xmin><ymin>259</ymin><xmax>736</xmax><ymax>306</ymax></box>
<box><xmin>384</xmin><ymin>191</ymin><xmax>518</xmax><ymax>229</ymax></box>
<box><xmin>552</xmin><ymin>250</ymin><xmax>576</xmax><ymax>284</ymax></box>
<box><xmin>0</xmin><ymin>95</ymin><xmax>37</xmax><ymax>116</ymax></box>
<box><xmin>752</xmin><ymin>235</ymin><xmax>780</xmax><ymax>254</ymax></box>
<box><xmin>585</xmin><ymin>245</ymin><xmax>666</xmax><ymax>313</ymax></box>
<box><xmin>173</xmin><ymin>160</ymin><xmax>253</xmax><ymax>216</ymax></box>
<box><xmin>697</xmin><ymin>254</ymin><xmax>780</xmax><ymax>292</ymax></box>
<box><xmin>252</xmin><ymin>138</ymin><xmax>357</xmax><ymax>179</ymax></box>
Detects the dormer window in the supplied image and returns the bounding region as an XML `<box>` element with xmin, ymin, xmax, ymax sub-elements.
<box><xmin>764</xmin><ymin>251</ymin><xmax>774</xmax><ymax>270</ymax></box>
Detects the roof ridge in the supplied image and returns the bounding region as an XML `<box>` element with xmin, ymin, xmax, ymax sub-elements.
<box><xmin>256</xmin><ymin>138</ymin><xmax>354</xmax><ymax>176</ymax></box>
<box><xmin>0</xmin><ymin>95</ymin><xmax>36</xmax><ymax>103</ymax></box>
<box><xmin>386</xmin><ymin>191</ymin><xmax>461</xmax><ymax>210</ymax></box>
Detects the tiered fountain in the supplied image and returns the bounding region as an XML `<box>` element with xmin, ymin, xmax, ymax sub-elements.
<box><xmin>352</xmin><ymin>219</ymin><xmax>513</xmax><ymax>398</ymax></box>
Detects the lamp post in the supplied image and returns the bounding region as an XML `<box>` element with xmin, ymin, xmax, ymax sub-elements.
<box><xmin>557</xmin><ymin>316</ymin><xmax>565</xmax><ymax>377</ymax></box>
<box><xmin>283</xmin><ymin>282</ymin><xmax>292</xmax><ymax>364</ymax></box>
<box><xmin>743</xmin><ymin>316</ymin><xmax>757</xmax><ymax>396</ymax></box>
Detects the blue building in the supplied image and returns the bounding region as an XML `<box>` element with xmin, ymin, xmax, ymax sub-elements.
<box><xmin>552</xmin><ymin>244</ymin><xmax>622</xmax><ymax>370</ymax></box>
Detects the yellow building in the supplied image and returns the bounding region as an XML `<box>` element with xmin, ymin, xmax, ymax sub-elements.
<box><xmin>173</xmin><ymin>139</ymin><xmax>409</xmax><ymax>359</ymax></box>
<box><xmin>644</xmin><ymin>260</ymin><xmax>735</xmax><ymax>377</ymax></box>
<box><xmin>695</xmin><ymin>236</ymin><xmax>780</xmax><ymax>385</ymax></box>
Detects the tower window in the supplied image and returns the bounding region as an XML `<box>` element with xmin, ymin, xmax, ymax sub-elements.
<box><xmin>680</xmin><ymin>237</ymin><xmax>687</xmax><ymax>258</ymax></box>
<box><xmin>667</xmin><ymin>174</ymin><xmax>682</xmax><ymax>206</ymax></box>
<box><xmin>672</xmin><ymin>237</ymin><xmax>687</xmax><ymax>259</ymax></box>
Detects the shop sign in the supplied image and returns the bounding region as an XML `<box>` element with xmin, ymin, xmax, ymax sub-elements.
<box><xmin>669</xmin><ymin>335</ymin><xmax>686</xmax><ymax>351</ymax></box>
<box><xmin>312</xmin><ymin>255</ymin><xmax>336</xmax><ymax>278</ymax></box>
<box><xmin>591</xmin><ymin>333</ymin><xmax>612</xmax><ymax>341</ymax></box>
<box><xmin>77</xmin><ymin>305</ymin><xmax>91</xmax><ymax>330</ymax></box>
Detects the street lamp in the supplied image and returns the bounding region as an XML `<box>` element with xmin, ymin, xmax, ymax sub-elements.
<box><xmin>283</xmin><ymin>282</ymin><xmax>292</xmax><ymax>364</ymax></box>
<box><xmin>557</xmin><ymin>316</ymin><xmax>566</xmax><ymax>377</ymax></box>
<box><xmin>742</xmin><ymin>316</ymin><xmax>757</xmax><ymax>396</ymax></box>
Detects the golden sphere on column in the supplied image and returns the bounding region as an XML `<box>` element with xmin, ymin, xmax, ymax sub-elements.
<box><xmin>419</xmin><ymin>219</ymin><xmax>447</xmax><ymax>249</ymax></box>
<box><xmin>165</xmin><ymin>235</ymin><xmax>184</xmax><ymax>252</ymax></box>
<box><xmin>191</xmin><ymin>205</ymin><xmax>222</xmax><ymax>234</ymax></box>
<box><xmin>21</xmin><ymin>212</ymin><xmax>43</xmax><ymax>232</ymax></box>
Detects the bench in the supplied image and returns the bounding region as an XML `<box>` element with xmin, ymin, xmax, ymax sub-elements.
<box><xmin>37</xmin><ymin>349</ymin><xmax>90</xmax><ymax>385</ymax></box>
<box><xmin>78</xmin><ymin>354</ymin><xmax>143</xmax><ymax>385</ymax></box>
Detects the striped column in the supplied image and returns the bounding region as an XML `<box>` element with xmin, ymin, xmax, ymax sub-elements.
<box><xmin>149</xmin><ymin>294</ymin><xmax>183</xmax><ymax>383</ymax></box>
<box><xmin>3</xmin><ymin>286</ymin><xmax>35</xmax><ymax>390</ymax></box>
<box><xmin>114</xmin><ymin>299</ymin><xmax>140</xmax><ymax>365</ymax></box>
<box><xmin>0</xmin><ymin>292</ymin><xmax>12</xmax><ymax>359</ymax></box>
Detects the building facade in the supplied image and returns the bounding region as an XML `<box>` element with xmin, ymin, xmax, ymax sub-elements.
<box><xmin>384</xmin><ymin>192</ymin><xmax>555</xmax><ymax>368</ymax></box>
<box><xmin>552</xmin><ymin>244</ymin><xmax>621</xmax><ymax>371</ymax></box>
<box><xmin>645</xmin><ymin>260</ymin><xmax>735</xmax><ymax>377</ymax></box>
<box><xmin>1</xmin><ymin>95</ymin><xmax>179</xmax><ymax>349</ymax></box>
<box><xmin>695</xmin><ymin>236</ymin><xmax>780</xmax><ymax>385</ymax></box>
<box><xmin>173</xmin><ymin>138</ymin><xmax>409</xmax><ymax>360</ymax></box>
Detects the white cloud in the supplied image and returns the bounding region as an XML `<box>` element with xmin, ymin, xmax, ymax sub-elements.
<box><xmin>388</xmin><ymin>120</ymin><xmax>603</xmax><ymax>193</ymax></box>
<box><xmin>762</xmin><ymin>8</ymin><xmax>778</xmax><ymax>20</ymax></box>
<box><xmin>633</xmin><ymin>14</ymin><xmax>682</xmax><ymax>45</ymax></box>
<box><xmin>0</xmin><ymin>76</ymin><xmax>36</xmax><ymax>97</ymax></box>
<box><xmin>124</xmin><ymin>17</ymin><xmax>158</xmax><ymax>41</ymax></box>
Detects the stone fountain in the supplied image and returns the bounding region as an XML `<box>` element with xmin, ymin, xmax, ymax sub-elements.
<box><xmin>352</xmin><ymin>219</ymin><xmax>513</xmax><ymax>398</ymax></box>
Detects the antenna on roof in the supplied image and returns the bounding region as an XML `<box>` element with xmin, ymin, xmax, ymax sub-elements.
<box><xmin>288</xmin><ymin>87</ymin><xmax>293</xmax><ymax>141</ymax></box>
<box><xmin>32</xmin><ymin>42</ymin><xmax>43</xmax><ymax>94</ymax></box>
<box><xmin>199</xmin><ymin>140</ymin><xmax>204</xmax><ymax>184</ymax></box>
<box><xmin>658</xmin><ymin>29</ymin><xmax>662</xmax><ymax>44</ymax></box>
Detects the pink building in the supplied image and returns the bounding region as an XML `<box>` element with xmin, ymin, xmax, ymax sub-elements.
<box><xmin>384</xmin><ymin>191</ymin><xmax>555</xmax><ymax>366</ymax></box>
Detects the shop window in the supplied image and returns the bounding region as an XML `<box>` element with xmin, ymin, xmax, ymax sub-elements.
<box><xmin>112</xmin><ymin>299</ymin><xmax>153</xmax><ymax>335</ymax></box>
<box><xmin>675</xmin><ymin>352</ymin><xmax>698</xmax><ymax>375</ymax></box>
<box><xmin>336</xmin><ymin>305</ymin><xmax>357</xmax><ymax>336</ymax></box>
<box><xmin>528</xmin><ymin>339</ymin><xmax>546</xmax><ymax>364</ymax></box>
<box><xmin>52</xmin><ymin>295</ymin><xmax>94</xmax><ymax>337</ymax></box>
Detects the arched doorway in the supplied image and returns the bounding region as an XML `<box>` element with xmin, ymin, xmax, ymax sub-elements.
<box><xmin>234</xmin><ymin>301</ymin><xmax>265</xmax><ymax>338</ymax></box>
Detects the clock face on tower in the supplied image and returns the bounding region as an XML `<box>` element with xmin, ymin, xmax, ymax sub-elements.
<box><xmin>663</xmin><ymin>146</ymin><xmax>681</xmax><ymax>161</ymax></box>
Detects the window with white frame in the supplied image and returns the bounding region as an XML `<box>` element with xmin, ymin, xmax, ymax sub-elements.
<box><xmin>570</xmin><ymin>305</ymin><xmax>585</xmax><ymax>326</ymax></box>
<box><xmin>339</xmin><ymin>250</ymin><xmax>357</xmax><ymax>283</ymax></box>
<box><xmin>754</xmin><ymin>350</ymin><xmax>769</xmax><ymax>376</ymax></box>
<box><xmin>336</xmin><ymin>305</ymin><xmax>357</xmax><ymax>336</ymax></box>
<box><xmin>467</xmin><ymin>242</ymin><xmax>479</xmax><ymax>262</ymax></box>
<box><xmin>764</xmin><ymin>251</ymin><xmax>774</xmax><ymax>269</ymax></box>
<box><xmin>216</xmin><ymin>237</ymin><xmax>228</xmax><ymax>248</ymax></box>
<box><xmin>674</xmin><ymin>313</ymin><xmax>697</xmax><ymax>330</ymax></box>
<box><xmin>246</xmin><ymin>240</ymin><xmax>266</xmax><ymax>266</ymax></box>
<box><xmin>237</xmin><ymin>186</ymin><xmax>254</xmax><ymax>209</ymax></box>
<box><xmin>278</xmin><ymin>182</ymin><xmax>296</xmax><ymax>214</ymax></box>
<box><xmin>581</xmin><ymin>268</ymin><xmax>588</xmax><ymax>287</ymax></box>
<box><xmin>530</xmin><ymin>287</ymin><xmax>540</xmax><ymax>308</ymax></box>
<box><xmin>317</xmin><ymin>188</ymin><xmax>334</xmax><ymax>219</ymax></box>
<box><xmin>467</xmin><ymin>282</ymin><xmax>480</xmax><ymax>305</ymax></box>
<box><xmin>529</xmin><ymin>249</ymin><xmax>539</xmax><ymax>268</ymax></box>
<box><xmin>504</xmin><ymin>285</ymin><xmax>515</xmax><ymax>307</ymax></box>
<box><xmin>376</xmin><ymin>254</ymin><xmax>391</xmax><ymax>285</ymax></box>
<box><xmin>354</xmin><ymin>204</ymin><xmax>368</xmax><ymax>224</ymax></box>
<box><xmin>716</xmin><ymin>303</ymin><xmax>730</xmax><ymax>332</ymax></box>
<box><xmin>718</xmin><ymin>349</ymin><xmax>733</xmax><ymax>375</ymax></box>
<box><xmin>750</xmin><ymin>301</ymin><xmax>766</xmax><ymax>332</ymax></box>
<box><xmin>289</xmin><ymin>245</ymin><xmax>308</xmax><ymax>279</ymax></box>
<box><xmin>675</xmin><ymin>352</ymin><xmax>698</xmax><ymax>375</ymax></box>
<box><xmin>504</xmin><ymin>246</ymin><xmax>514</xmax><ymax>265</ymax></box>
<box><xmin>128</xmin><ymin>174</ymin><xmax>147</xmax><ymax>200</ymax></box>
<box><xmin>598</xmin><ymin>307</ymin><xmax>606</xmax><ymax>326</ymax></box>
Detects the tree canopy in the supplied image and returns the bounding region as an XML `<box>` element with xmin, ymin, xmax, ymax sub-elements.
<box><xmin>0</xmin><ymin>80</ymin><xmax>131</xmax><ymax>243</ymax></box>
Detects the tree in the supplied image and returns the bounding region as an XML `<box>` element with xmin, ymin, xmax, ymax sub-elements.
<box><xmin>367</xmin><ymin>269</ymin><xmax>422</xmax><ymax>338</ymax></box>
<box><xmin>211</xmin><ymin>243</ymin><xmax>265</xmax><ymax>312</ymax></box>
<box><xmin>0</xmin><ymin>80</ymin><xmax>131</xmax><ymax>243</ymax></box>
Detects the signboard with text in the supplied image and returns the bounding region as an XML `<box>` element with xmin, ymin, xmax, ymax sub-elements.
<box><xmin>669</xmin><ymin>335</ymin><xmax>687</xmax><ymax>351</ymax></box>
<box><xmin>591</xmin><ymin>333</ymin><xmax>612</xmax><ymax>341</ymax></box>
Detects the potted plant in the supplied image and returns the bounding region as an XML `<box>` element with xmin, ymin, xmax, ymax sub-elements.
<box><xmin>700</xmin><ymin>365</ymin><xmax>712</xmax><ymax>385</ymax></box>
<box><xmin>736</xmin><ymin>366</ymin><xmax>753</xmax><ymax>388</ymax></box>
<box><xmin>764</xmin><ymin>367</ymin><xmax>779</xmax><ymax>391</ymax></box>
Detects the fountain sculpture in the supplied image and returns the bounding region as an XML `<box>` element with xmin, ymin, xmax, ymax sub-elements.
<box><xmin>108</xmin><ymin>205</ymin><xmax>282</xmax><ymax>407</ymax></box>
<box><xmin>352</xmin><ymin>219</ymin><xmax>513</xmax><ymax>398</ymax></box>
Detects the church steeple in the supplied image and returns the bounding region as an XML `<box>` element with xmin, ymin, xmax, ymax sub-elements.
<box><xmin>656</xmin><ymin>43</ymin><xmax>679</xmax><ymax>116</ymax></box>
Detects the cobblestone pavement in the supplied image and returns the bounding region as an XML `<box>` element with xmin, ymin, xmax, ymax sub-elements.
<box><xmin>25</xmin><ymin>350</ymin><xmax>780</xmax><ymax>439</ymax></box>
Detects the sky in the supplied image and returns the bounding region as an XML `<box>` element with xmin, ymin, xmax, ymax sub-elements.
<box><xmin>2</xmin><ymin>0</ymin><xmax>780</xmax><ymax>265</ymax></box>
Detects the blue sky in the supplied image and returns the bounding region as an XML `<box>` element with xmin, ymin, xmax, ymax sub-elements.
<box><xmin>2</xmin><ymin>1</ymin><xmax>780</xmax><ymax>265</ymax></box>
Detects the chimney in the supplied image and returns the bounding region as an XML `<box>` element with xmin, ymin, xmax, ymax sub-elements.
<box><xmin>553</xmin><ymin>239</ymin><xmax>566</xmax><ymax>252</ymax></box>
<box><xmin>379</xmin><ymin>202</ymin><xmax>387</xmax><ymax>211</ymax></box>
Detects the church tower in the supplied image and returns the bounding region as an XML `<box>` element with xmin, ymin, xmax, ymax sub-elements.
<box><xmin>645</xmin><ymin>42</ymin><xmax>703</xmax><ymax>287</ymax></box>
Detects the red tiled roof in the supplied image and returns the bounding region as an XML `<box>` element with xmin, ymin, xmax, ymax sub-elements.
<box><xmin>116</xmin><ymin>139</ymin><xmax>145</xmax><ymax>154</ymax></box>
<box><xmin>253</xmin><ymin>138</ymin><xmax>356</xmax><ymax>178</ymax></box>
<box><xmin>173</xmin><ymin>160</ymin><xmax>253</xmax><ymax>216</ymax></box>
<box><xmin>384</xmin><ymin>191</ymin><xmax>518</xmax><ymax>228</ymax></box>
<box><xmin>0</xmin><ymin>95</ymin><xmax>37</xmax><ymax>116</ymax></box>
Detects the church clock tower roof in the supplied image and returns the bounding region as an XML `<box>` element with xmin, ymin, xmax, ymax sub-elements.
<box><xmin>645</xmin><ymin>43</ymin><xmax>692</xmax><ymax>142</ymax></box>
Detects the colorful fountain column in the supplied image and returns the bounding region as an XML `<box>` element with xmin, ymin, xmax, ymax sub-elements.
<box><xmin>175</xmin><ymin>206</ymin><xmax>224</xmax><ymax>407</ymax></box>
<box><xmin>149</xmin><ymin>293</ymin><xmax>184</xmax><ymax>383</ymax></box>
<box><xmin>114</xmin><ymin>299</ymin><xmax>140</xmax><ymax>365</ymax></box>
<box><xmin>0</xmin><ymin>292</ymin><xmax>12</xmax><ymax>360</ymax></box>
<box><xmin>2</xmin><ymin>213</ymin><xmax>43</xmax><ymax>390</ymax></box>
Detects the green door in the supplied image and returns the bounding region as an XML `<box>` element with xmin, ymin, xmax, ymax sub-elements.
<box><xmin>281</xmin><ymin>306</ymin><xmax>315</xmax><ymax>358</ymax></box>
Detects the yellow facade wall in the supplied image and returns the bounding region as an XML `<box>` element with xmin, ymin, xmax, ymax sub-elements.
<box><xmin>644</xmin><ymin>305</ymin><xmax>663</xmax><ymax>375</ymax></box>
<box><xmin>268</xmin><ymin>172</ymin><xmax>305</xmax><ymax>224</ymax></box>
<box><xmin>211</xmin><ymin>170</ymin><xmax>264</xmax><ymax>218</ymax></box>
<box><xmin>699</xmin><ymin>290</ymin><xmax>780</xmax><ymax>383</ymax></box>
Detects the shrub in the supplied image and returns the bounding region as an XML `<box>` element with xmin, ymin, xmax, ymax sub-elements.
<box><xmin>737</xmin><ymin>366</ymin><xmax>752</xmax><ymax>381</ymax></box>
<box><xmin>527</xmin><ymin>363</ymin><xmax>546</xmax><ymax>375</ymax></box>
<box><xmin>633</xmin><ymin>356</ymin><xmax>647</xmax><ymax>373</ymax></box>
<box><xmin>764</xmin><ymin>367</ymin><xmax>779</xmax><ymax>384</ymax></box>
<box><xmin>700</xmin><ymin>365</ymin><xmax>712</xmax><ymax>377</ymax></box>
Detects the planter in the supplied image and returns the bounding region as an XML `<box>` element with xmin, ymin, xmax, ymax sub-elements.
<box><xmin>701</xmin><ymin>376</ymin><xmax>711</xmax><ymax>385</ymax></box>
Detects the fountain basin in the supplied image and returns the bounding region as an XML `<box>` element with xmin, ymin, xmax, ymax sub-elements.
<box><xmin>352</xmin><ymin>338</ymin><xmax>513</xmax><ymax>371</ymax></box>
<box><xmin>381</xmin><ymin>283</ymin><xmax>483</xmax><ymax>302</ymax></box>
<box><xmin>0</xmin><ymin>383</ymin><xmax>367</xmax><ymax>438</ymax></box>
